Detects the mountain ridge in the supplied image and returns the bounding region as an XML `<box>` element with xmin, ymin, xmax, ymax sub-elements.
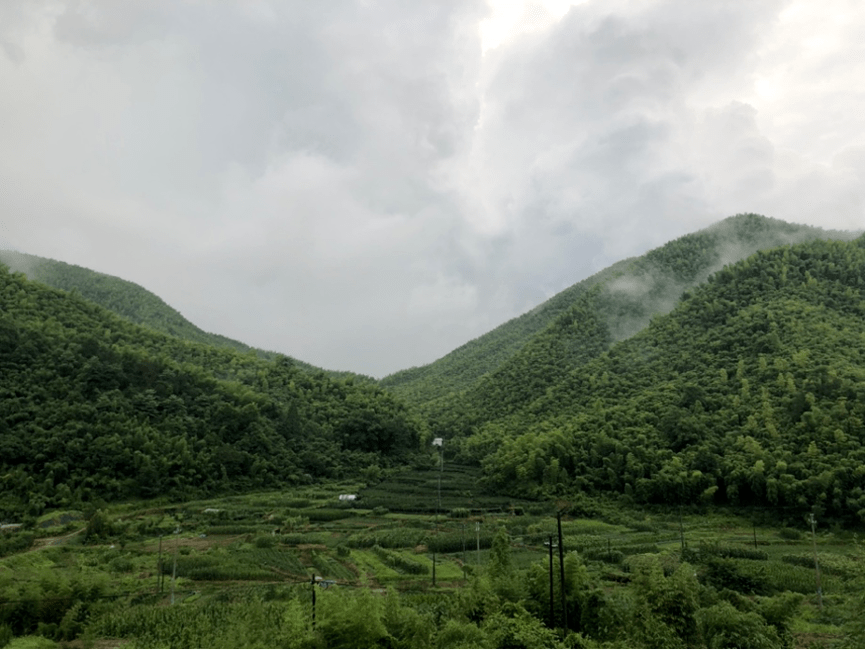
<box><xmin>0</xmin><ymin>249</ymin><xmax>373</xmax><ymax>383</ymax></box>
<box><xmin>381</xmin><ymin>214</ymin><xmax>861</xmax><ymax>427</ymax></box>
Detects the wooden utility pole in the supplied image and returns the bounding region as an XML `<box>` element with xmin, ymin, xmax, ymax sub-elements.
<box><xmin>432</xmin><ymin>439</ymin><xmax>443</xmax><ymax>586</ymax></box>
<box><xmin>556</xmin><ymin>512</ymin><xmax>567</xmax><ymax>631</ymax></box>
<box><xmin>170</xmin><ymin>530</ymin><xmax>178</xmax><ymax>605</ymax></box>
<box><xmin>548</xmin><ymin>535</ymin><xmax>555</xmax><ymax>628</ymax></box>
<box><xmin>462</xmin><ymin>524</ymin><xmax>466</xmax><ymax>579</ymax></box>
<box><xmin>809</xmin><ymin>513</ymin><xmax>823</xmax><ymax>609</ymax></box>
<box><xmin>310</xmin><ymin>574</ymin><xmax>317</xmax><ymax>630</ymax></box>
<box><xmin>157</xmin><ymin>535</ymin><xmax>163</xmax><ymax>594</ymax></box>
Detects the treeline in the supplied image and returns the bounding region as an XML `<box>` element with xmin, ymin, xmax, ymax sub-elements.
<box><xmin>0</xmin><ymin>264</ymin><xmax>425</xmax><ymax>519</ymax></box>
<box><xmin>461</xmin><ymin>237</ymin><xmax>864</xmax><ymax>523</ymax></box>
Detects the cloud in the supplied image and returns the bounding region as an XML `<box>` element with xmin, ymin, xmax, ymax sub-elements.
<box><xmin>0</xmin><ymin>0</ymin><xmax>862</xmax><ymax>376</ymax></box>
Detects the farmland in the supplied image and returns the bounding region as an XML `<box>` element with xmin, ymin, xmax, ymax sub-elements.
<box><xmin>1</xmin><ymin>464</ymin><xmax>862</xmax><ymax>648</ymax></box>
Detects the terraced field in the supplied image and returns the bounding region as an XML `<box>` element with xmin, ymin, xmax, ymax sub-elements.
<box><xmin>1</xmin><ymin>465</ymin><xmax>862</xmax><ymax>648</ymax></box>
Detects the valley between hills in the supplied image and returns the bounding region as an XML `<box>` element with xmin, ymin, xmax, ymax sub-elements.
<box><xmin>0</xmin><ymin>213</ymin><xmax>862</xmax><ymax>648</ymax></box>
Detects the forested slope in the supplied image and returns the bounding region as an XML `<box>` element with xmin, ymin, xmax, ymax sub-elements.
<box><xmin>379</xmin><ymin>257</ymin><xmax>633</xmax><ymax>402</ymax></box>
<box><xmin>0</xmin><ymin>264</ymin><xmax>424</xmax><ymax>519</ymax></box>
<box><xmin>382</xmin><ymin>215</ymin><xmax>858</xmax><ymax>429</ymax></box>
<box><xmin>466</xmin><ymin>236</ymin><xmax>864</xmax><ymax>523</ymax></box>
<box><xmin>0</xmin><ymin>250</ymin><xmax>370</xmax><ymax>382</ymax></box>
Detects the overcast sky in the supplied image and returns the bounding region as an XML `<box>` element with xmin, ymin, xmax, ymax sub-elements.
<box><xmin>1</xmin><ymin>0</ymin><xmax>863</xmax><ymax>377</ymax></box>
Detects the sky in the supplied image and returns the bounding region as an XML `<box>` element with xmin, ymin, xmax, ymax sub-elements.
<box><xmin>0</xmin><ymin>0</ymin><xmax>863</xmax><ymax>378</ymax></box>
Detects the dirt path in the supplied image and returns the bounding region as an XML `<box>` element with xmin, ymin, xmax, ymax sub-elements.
<box><xmin>33</xmin><ymin>526</ymin><xmax>86</xmax><ymax>549</ymax></box>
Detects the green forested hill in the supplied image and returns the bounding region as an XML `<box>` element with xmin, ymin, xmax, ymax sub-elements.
<box><xmin>0</xmin><ymin>264</ymin><xmax>424</xmax><ymax>519</ymax></box>
<box><xmin>381</xmin><ymin>215</ymin><xmax>858</xmax><ymax>428</ymax></box>
<box><xmin>0</xmin><ymin>250</ymin><xmax>370</xmax><ymax>382</ymax></box>
<box><xmin>379</xmin><ymin>257</ymin><xmax>634</xmax><ymax>403</ymax></box>
<box><xmin>467</xmin><ymin>236</ymin><xmax>864</xmax><ymax>523</ymax></box>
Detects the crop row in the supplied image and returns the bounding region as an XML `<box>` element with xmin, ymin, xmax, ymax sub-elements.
<box><xmin>372</xmin><ymin>545</ymin><xmax>427</xmax><ymax>575</ymax></box>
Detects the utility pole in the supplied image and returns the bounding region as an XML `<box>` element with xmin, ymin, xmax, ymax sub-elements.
<box><xmin>157</xmin><ymin>535</ymin><xmax>163</xmax><ymax>594</ymax></box>
<box><xmin>310</xmin><ymin>574</ymin><xmax>317</xmax><ymax>630</ymax></box>
<box><xmin>170</xmin><ymin>528</ymin><xmax>179</xmax><ymax>605</ymax></box>
<box><xmin>547</xmin><ymin>535</ymin><xmax>555</xmax><ymax>628</ymax></box>
<box><xmin>432</xmin><ymin>438</ymin><xmax>443</xmax><ymax>586</ymax></box>
<box><xmin>476</xmin><ymin>521</ymin><xmax>481</xmax><ymax>565</ymax></box>
<box><xmin>809</xmin><ymin>513</ymin><xmax>823</xmax><ymax>609</ymax></box>
<box><xmin>462</xmin><ymin>524</ymin><xmax>466</xmax><ymax>579</ymax></box>
<box><xmin>556</xmin><ymin>511</ymin><xmax>567</xmax><ymax>631</ymax></box>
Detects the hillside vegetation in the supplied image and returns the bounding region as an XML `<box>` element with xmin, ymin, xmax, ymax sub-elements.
<box><xmin>0</xmin><ymin>264</ymin><xmax>424</xmax><ymax>520</ymax></box>
<box><xmin>466</xmin><ymin>236</ymin><xmax>864</xmax><ymax>524</ymax></box>
<box><xmin>382</xmin><ymin>215</ymin><xmax>859</xmax><ymax>435</ymax></box>
<box><xmin>0</xmin><ymin>250</ymin><xmax>370</xmax><ymax>382</ymax></box>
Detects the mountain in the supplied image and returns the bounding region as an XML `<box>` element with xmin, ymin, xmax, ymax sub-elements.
<box><xmin>380</xmin><ymin>214</ymin><xmax>861</xmax><ymax>433</ymax></box>
<box><xmin>0</xmin><ymin>250</ymin><xmax>371</xmax><ymax>382</ymax></box>
<box><xmin>471</xmin><ymin>236</ymin><xmax>864</xmax><ymax>523</ymax></box>
<box><xmin>0</xmin><ymin>262</ymin><xmax>424</xmax><ymax>519</ymax></box>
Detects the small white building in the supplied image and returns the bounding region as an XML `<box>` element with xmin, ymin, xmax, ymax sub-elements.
<box><xmin>338</xmin><ymin>494</ymin><xmax>357</xmax><ymax>501</ymax></box>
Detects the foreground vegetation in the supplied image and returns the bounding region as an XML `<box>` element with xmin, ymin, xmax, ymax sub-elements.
<box><xmin>1</xmin><ymin>468</ymin><xmax>862</xmax><ymax>648</ymax></box>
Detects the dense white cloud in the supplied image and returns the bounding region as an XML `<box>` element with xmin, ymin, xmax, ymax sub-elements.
<box><xmin>1</xmin><ymin>0</ymin><xmax>862</xmax><ymax>376</ymax></box>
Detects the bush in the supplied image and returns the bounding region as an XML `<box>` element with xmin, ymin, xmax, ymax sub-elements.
<box><xmin>253</xmin><ymin>534</ymin><xmax>277</xmax><ymax>549</ymax></box>
<box><xmin>108</xmin><ymin>556</ymin><xmax>134</xmax><ymax>573</ymax></box>
<box><xmin>372</xmin><ymin>507</ymin><xmax>390</xmax><ymax>517</ymax></box>
<box><xmin>449</xmin><ymin>508</ymin><xmax>470</xmax><ymax>519</ymax></box>
<box><xmin>585</xmin><ymin>548</ymin><xmax>624</xmax><ymax>564</ymax></box>
<box><xmin>778</xmin><ymin>527</ymin><xmax>803</xmax><ymax>540</ymax></box>
<box><xmin>0</xmin><ymin>532</ymin><xmax>35</xmax><ymax>557</ymax></box>
<box><xmin>698</xmin><ymin>601</ymin><xmax>781</xmax><ymax>648</ymax></box>
<box><xmin>701</xmin><ymin>557</ymin><xmax>769</xmax><ymax>595</ymax></box>
<box><xmin>372</xmin><ymin>546</ymin><xmax>427</xmax><ymax>575</ymax></box>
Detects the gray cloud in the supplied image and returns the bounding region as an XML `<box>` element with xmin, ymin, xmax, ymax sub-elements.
<box><xmin>1</xmin><ymin>0</ymin><xmax>862</xmax><ymax>376</ymax></box>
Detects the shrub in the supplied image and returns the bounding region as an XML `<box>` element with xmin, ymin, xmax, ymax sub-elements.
<box><xmin>778</xmin><ymin>528</ymin><xmax>803</xmax><ymax>540</ymax></box>
<box><xmin>697</xmin><ymin>601</ymin><xmax>781</xmax><ymax>648</ymax></box>
<box><xmin>253</xmin><ymin>534</ymin><xmax>277</xmax><ymax>549</ymax></box>
<box><xmin>701</xmin><ymin>557</ymin><xmax>769</xmax><ymax>595</ymax></box>
<box><xmin>372</xmin><ymin>546</ymin><xmax>427</xmax><ymax>575</ymax></box>
<box><xmin>585</xmin><ymin>548</ymin><xmax>624</xmax><ymax>564</ymax></box>
<box><xmin>109</xmin><ymin>556</ymin><xmax>135</xmax><ymax>573</ymax></box>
